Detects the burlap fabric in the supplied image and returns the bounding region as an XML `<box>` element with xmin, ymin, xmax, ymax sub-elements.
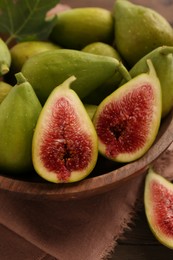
<box><xmin>0</xmin><ymin>143</ymin><xmax>173</xmax><ymax>260</ymax></box>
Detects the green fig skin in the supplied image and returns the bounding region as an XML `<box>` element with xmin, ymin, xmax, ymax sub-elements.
<box><xmin>82</xmin><ymin>42</ymin><xmax>127</xmax><ymax>105</ymax></box>
<box><xmin>0</xmin><ymin>38</ymin><xmax>11</xmax><ymax>76</ymax></box>
<box><xmin>10</xmin><ymin>40</ymin><xmax>61</xmax><ymax>73</ymax></box>
<box><xmin>113</xmin><ymin>0</ymin><xmax>173</xmax><ymax>67</ymax></box>
<box><xmin>0</xmin><ymin>73</ymin><xmax>42</xmax><ymax>175</ymax></box>
<box><xmin>83</xmin><ymin>70</ymin><xmax>125</xmax><ymax>105</ymax></box>
<box><xmin>123</xmin><ymin>46</ymin><xmax>173</xmax><ymax>118</ymax></box>
<box><xmin>93</xmin><ymin>60</ymin><xmax>162</xmax><ymax>163</ymax></box>
<box><xmin>50</xmin><ymin>8</ymin><xmax>114</xmax><ymax>50</ymax></box>
<box><xmin>82</xmin><ymin>42</ymin><xmax>122</xmax><ymax>61</ymax></box>
<box><xmin>0</xmin><ymin>81</ymin><xmax>12</xmax><ymax>104</ymax></box>
<box><xmin>32</xmin><ymin>76</ymin><xmax>98</xmax><ymax>183</ymax></box>
<box><xmin>21</xmin><ymin>49</ymin><xmax>130</xmax><ymax>105</ymax></box>
<box><xmin>144</xmin><ymin>168</ymin><xmax>173</xmax><ymax>250</ymax></box>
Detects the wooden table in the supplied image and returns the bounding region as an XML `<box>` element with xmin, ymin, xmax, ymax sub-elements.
<box><xmin>60</xmin><ymin>1</ymin><xmax>173</xmax><ymax>259</ymax></box>
<box><xmin>114</xmin><ymin>207</ymin><xmax>173</xmax><ymax>259</ymax></box>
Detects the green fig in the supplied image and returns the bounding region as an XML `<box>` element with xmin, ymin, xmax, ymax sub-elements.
<box><xmin>81</xmin><ymin>43</ymin><xmax>127</xmax><ymax>105</ymax></box>
<box><xmin>32</xmin><ymin>76</ymin><xmax>98</xmax><ymax>183</ymax></box>
<box><xmin>93</xmin><ymin>60</ymin><xmax>162</xmax><ymax>163</ymax></box>
<box><xmin>82</xmin><ymin>42</ymin><xmax>122</xmax><ymax>61</ymax></box>
<box><xmin>123</xmin><ymin>46</ymin><xmax>173</xmax><ymax>118</ymax></box>
<box><xmin>144</xmin><ymin>168</ymin><xmax>173</xmax><ymax>249</ymax></box>
<box><xmin>0</xmin><ymin>81</ymin><xmax>12</xmax><ymax>104</ymax></box>
<box><xmin>0</xmin><ymin>73</ymin><xmax>42</xmax><ymax>174</ymax></box>
<box><xmin>10</xmin><ymin>40</ymin><xmax>61</xmax><ymax>73</ymax></box>
<box><xmin>21</xmin><ymin>49</ymin><xmax>130</xmax><ymax>104</ymax></box>
<box><xmin>50</xmin><ymin>7</ymin><xmax>114</xmax><ymax>49</ymax></box>
<box><xmin>0</xmin><ymin>38</ymin><xmax>11</xmax><ymax>76</ymax></box>
<box><xmin>113</xmin><ymin>0</ymin><xmax>173</xmax><ymax>67</ymax></box>
<box><xmin>82</xmin><ymin>69</ymin><xmax>128</xmax><ymax>105</ymax></box>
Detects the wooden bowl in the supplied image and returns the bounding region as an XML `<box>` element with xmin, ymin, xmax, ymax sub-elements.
<box><xmin>1</xmin><ymin>109</ymin><xmax>173</xmax><ymax>201</ymax></box>
<box><xmin>1</xmin><ymin>0</ymin><xmax>173</xmax><ymax>201</ymax></box>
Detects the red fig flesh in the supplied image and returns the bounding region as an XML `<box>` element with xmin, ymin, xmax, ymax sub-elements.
<box><xmin>32</xmin><ymin>76</ymin><xmax>98</xmax><ymax>183</ymax></box>
<box><xmin>93</xmin><ymin>60</ymin><xmax>162</xmax><ymax>162</ymax></box>
<box><xmin>144</xmin><ymin>168</ymin><xmax>173</xmax><ymax>249</ymax></box>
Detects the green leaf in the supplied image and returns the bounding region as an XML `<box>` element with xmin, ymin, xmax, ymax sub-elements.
<box><xmin>0</xmin><ymin>0</ymin><xmax>60</xmax><ymax>45</ymax></box>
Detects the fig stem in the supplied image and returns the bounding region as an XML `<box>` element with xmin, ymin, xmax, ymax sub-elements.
<box><xmin>15</xmin><ymin>72</ymin><xmax>28</xmax><ymax>85</ymax></box>
<box><xmin>117</xmin><ymin>61</ymin><xmax>131</xmax><ymax>82</ymax></box>
<box><xmin>146</xmin><ymin>59</ymin><xmax>157</xmax><ymax>78</ymax></box>
<box><xmin>159</xmin><ymin>46</ymin><xmax>173</xmax><ymax>55</ymax></box>
<box><xmin>60</xmin><ymin>75</ymin><xmax>77</xmax><ymax>90</ymax></box>
<box><xmin>0</xmin><ymin>63</ymin><xmax>9</xmax><ymax>75</ymax></box>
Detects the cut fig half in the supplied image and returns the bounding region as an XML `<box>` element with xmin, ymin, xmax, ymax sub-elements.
<box><xmin>144</xmin><ymin>168</ymin><xmax>173</xmax><ymax>249</ymax></box>
<box><xmin>32</xmin><ymin>76</ymin><xmax>98</xmax><ymax>183</ymax></box>
<box><xmin>93</xmin><ymin>59</ymin><xmax>162</xmax><ymax>163</ymax></box>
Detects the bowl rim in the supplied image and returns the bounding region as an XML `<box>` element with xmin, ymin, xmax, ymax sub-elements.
<box><xmin>0</xmin><ymin>110</ymin><xmax>173</xmax><ymax>201</ymax></box>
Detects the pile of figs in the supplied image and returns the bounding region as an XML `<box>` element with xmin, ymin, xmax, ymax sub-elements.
<box><xmin>0</xmin><ymin>0</ymin><xmax>173</xmax><ymax>248</ymax></box>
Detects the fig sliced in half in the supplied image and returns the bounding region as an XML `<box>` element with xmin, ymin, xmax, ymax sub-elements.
<box><xmin>32</xmin><ymin>76</ymin><xmax>98</xmax><ymax>183</ymax></box>
<box><xmin>93</xmin><ymin>59</ymin><xmax>161</xmax><ymax>163</ymax></box>
<box><xmin>144</xmin><ymin>168</ymin><xmax>173</xmax><ymax>249</ymax></box>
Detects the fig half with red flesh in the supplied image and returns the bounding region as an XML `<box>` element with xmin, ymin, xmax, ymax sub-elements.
<box><xmin>144</xmin><ymin>168</ymin><xmax>173</xmax><ymax>249</ymax></box>
<box><xmin>93</xmin><ymin>59</ymin><xmax>162</xmax><ymax>163</ymax></box>
<box><xmin>32</xmin><ymin>76</ymin><xmax>98</xmax><ymax>183</ymax></box>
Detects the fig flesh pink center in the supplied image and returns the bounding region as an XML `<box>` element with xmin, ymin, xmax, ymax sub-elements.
<box><xmin>96</xmin><ymin>84</ymin><xmax>154</xmax><ymax>158</ymax></box>
<box><xmin>151</xmin><ymin>180</ymin><xmax>173</xmax><ymax>237</ymax></box>
<box><xmin>39</xmin><ymin>97</ymin><xmax>93</xmax><ymax>181</ymax></box>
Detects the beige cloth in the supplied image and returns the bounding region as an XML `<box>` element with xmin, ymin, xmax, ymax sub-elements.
<box><xmin>0</xmin><ymin>144</ymin><xmax>173</xmax><ymax>260</ymax></box>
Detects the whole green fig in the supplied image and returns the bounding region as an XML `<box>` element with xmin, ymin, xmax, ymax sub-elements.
<box><xmin>0</xmin><ymin>73</ymin><xmax>42</xmax><ymax>175</ymax></box>
<box><xmin>113</xmin><ymin>0</ymin><xmax>173</xmax><ymax>67</ymax></box>
<box><xmin>21</xmin><ymin>49</ymin><xmax>130</xmax><ymax>104</ymax></box>
<box><xmin>50</xmin><ymin>7</ymin><xmax>114</xmax><ymax>49</ymax></box>
<box><xmin>0</xmin><ymin>38</ymin><xmax>11</xmax><ymax>76</ymax></box>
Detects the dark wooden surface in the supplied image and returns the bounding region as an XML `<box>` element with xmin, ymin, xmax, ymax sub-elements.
<box><xmin>60</xmin><ymin>1</ymin><xmax>173</xmax><ymax>259</ymax></box>
<box><xmin>113</xmin><ymin>207</ymin><xmax>173</xmax><ymax>259</ymax></box>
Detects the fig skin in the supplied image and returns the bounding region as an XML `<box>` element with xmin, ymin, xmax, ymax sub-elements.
<box><xmin>50</xmin><ymin>7</ymin><xmax>114</xmax><ymax>49</ymax></box>
<box><xmin>144</xmin><ymin>168</ymin><xmax>173</xmax><ymax>249</ymax></box>
<box><xmin>32</xmin><ymin>76</ymin><xmax>98</xmax><ymax>183</ymax></box>
<box><xmin>81</xmin><ymin>42</ymin><xmax>126</xmax><ymax>105</ymax></box>
<box><xmin>0</xmin><ymin>73</ymin><xmax>42</xmax><ymax>175</ymax></box>
<box><xmin>82</xmin><ymin>42</ymin><xmax>122</xmax><ymax>61</ymax></box>
<box><xmin>113</xmin><ymin>0</ymin><xmax>173</xmax><ymax>67</ymax></box>
<box><xmin>10</xmin><ymin>40</ymin><xmax>61</xmax><ymax>73</ymax></box>
<box><xmin>0</xmin><ymin>38</ymin><xmax>11</xmax><ymax>76</ymax></box>
<box><xmin>93</xmin><ymin>60</ymin><xmax>162</xmax><ymax>163</ymax></box>
<box><xmin>0</xmin><ymin>81</ymin><xmax>12</xmax><ymax>104</ymax></box>
<box><xmin>21</xmin><ymin>49</ymin><xmax>130</xmax><ymax>105</ymax></box>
